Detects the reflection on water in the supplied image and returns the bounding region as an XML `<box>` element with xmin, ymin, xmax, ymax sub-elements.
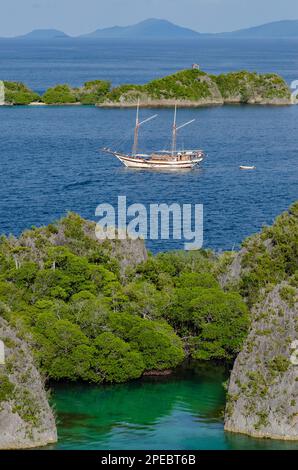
<box><xmin>49</xmin><ymin>362</ymin><xmax>298</xmax><ymax>450</ymax></box>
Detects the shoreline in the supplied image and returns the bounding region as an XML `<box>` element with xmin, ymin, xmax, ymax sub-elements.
<box><xmin>2</xmin><ymin>68</ymin><xmax>295</xmax><ymax>108</ymax></box>
<box><xmin>0</xmin><ymin>100</ymin><xmax>294</xmax><ymax>108</ymax></box>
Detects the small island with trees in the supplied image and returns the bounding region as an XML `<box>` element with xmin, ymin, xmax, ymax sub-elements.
<box><xmin>1</xmin><ymin>69</ymin><xmax>294</xmax><ymax>107</ymax></box>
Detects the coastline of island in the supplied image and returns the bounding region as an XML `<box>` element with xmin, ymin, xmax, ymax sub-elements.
<box><xmin>0</xmin><ymin>69</ymin><xmax>295</xmax><ymax>108</ymax></box>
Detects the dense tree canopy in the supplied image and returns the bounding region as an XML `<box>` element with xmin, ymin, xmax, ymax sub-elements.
<box><xmin>4</xmin><ymin>81</ymin><xmax>40</xmax><ymax>105</ymax></box>
<box><xmin>3</xmin><ymin>69</ymin><xmax>291</xmax><ymax>106</ymax></box>
<box><xmin>239</xmin><ymin>201</ymin><xmax>298</xmax><ymax>306</ymax></box>
<box><xmin>0</xmin><ymin>212</ymin><xmax>251</xmax><ymax>384</ymax></box>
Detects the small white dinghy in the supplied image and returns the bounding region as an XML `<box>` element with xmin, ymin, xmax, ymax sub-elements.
<box><xmin>239</xmin><ymin>165</ymin><xmax>256</xmax><ymax>170</ymax></box>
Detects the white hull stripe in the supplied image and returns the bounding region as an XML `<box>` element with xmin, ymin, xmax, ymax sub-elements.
<box><xmin>115</xmin><ymin>154</ymin><xmax>202</xmax><ymax>168</ymax></box>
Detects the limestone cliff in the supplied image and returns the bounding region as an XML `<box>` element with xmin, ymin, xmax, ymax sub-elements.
<box><xmin>0</xmin><ymin>317</ymin><xmax>57</xmax><ymax>449</ymax></box>
<box><xmin>214</xmin><ymin>71</ymin><xmax>291</xmax><ymax>105</ymax></box>
<box><xmin>3</xmin><ymin>69</ymin><xmax>293</xmax><ymax>106</ymax></box>
<box><xmin>4</xmin><ymin>212</ymin><xmax>147</xmax><ymax>275</ymax></box>
<box><xmin>100</xmin><ymin>69</ymin><xmax>292</xmax><ymax>107</ymax></box>
<box><xmin>223</xmin><ymin>202</ymin><xmax>298</xmax><ymax>440</ymax></box>
<box><xmin>224</xmin><ymin>282</ymin><xmax>298</xmax><ymax>440</ymax></box>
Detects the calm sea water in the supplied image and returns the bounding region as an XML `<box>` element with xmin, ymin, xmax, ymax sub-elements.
<box><xmin>0</xmin><ymin>103</ymin><xmax>297</xmax><ymax>252</ymax></box>
<box><xmin>49</xmin><ymin>363</ymin><xmax>298</xmax><ymax>450</ymax></box>
<box><xmin>1</xmin><ymin>38</ymin><xmax>298</xmax><ymax>91</ymax></box>
<box><xmin>1</xmin><ymin>39</ymin><xmax>298</xmax><ymax>449</ymax></box>
<box><xmin>0</xmin><ymin>39</ymin><xmax>298</xmax><ymax>252</ymax></box>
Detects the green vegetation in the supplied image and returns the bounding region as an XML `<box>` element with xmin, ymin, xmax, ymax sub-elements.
<box><xmin>267</xmin><ymin>355</ymin><xmax>291</xmax><ymax>375</ymax></box>
<box><xmin>0</xmin><ymin>213</ymin><xmax>249</xmax><ymax>384</ymax></box>
<box><xmin>105</xmin><ymin>69</ymin><xmax>290</xmax><ymax>104</ymax></box>
<box><xmin>42</xmin><ymin>84</ymin><xmax>77</xmax><ymax>104</ymax></box>
<box><xmin>0</xmin><ymin>373</ymin><xmax>15</xmax><ymax>403</ymax></box>
<box><xmin>131</xmin><ymin>252</ymin><xmax>249</xmax><ymax>361</ymax></box>
<box><xmin>224</xmin><ymin>202</ymin><xmax>298</xmax><ymax>438</ymax></box>
<box><xmin>0</xmin><ymin>202</ymin><xmax>296</xmax><ymax>387</ymax></box>
<box><xmin>107</xmin><ymin>84</ymin><xmax>144</xmax><ymax>103</ymax></box>
<box><xmin>107</xmin><ymin>69</ymin><xmax>213</xmax><ymax>103</ymax></box>
<box><xmin>77</xmin><ymin>80</ymin><xmax>111</xmax><ymax>104</ymax></box>
<box><xmin>42</xmin><ymin>80</ymin><xmax>112</xmax><ymax>105</ymax></box>
<box><xmin>279</xmin><ymin>285</ymin><xmax>297</xmax><ymax>307</ymax></box>
<box><xmin>145</xmin><ymin>69</ymin><xmax>212</xmax><ymax>100</ymax></box>
<box><xmin>4</xmin><ymin>81</ymin><xmax>40</xmax><ymax>105</ymax></box>
<box><xmin>3</xmin><ymin>69</ymin><xmax>291</xmax><ymax>106</ymax></box>
<box><xmin>239</xmin><ymin>201</ymin><xmax>298</xmax><ymax>306</ymax></box>
<box><xmin>214</xmin><ymin>71</ymin><xmax>290</xmax><ymax>103</ymax></box>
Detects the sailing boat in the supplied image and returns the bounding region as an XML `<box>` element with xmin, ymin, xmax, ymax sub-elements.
<box><xmin>102</xmin><ymin>101</ymin><xmax>205</xmax><ymax>169</ymax></box>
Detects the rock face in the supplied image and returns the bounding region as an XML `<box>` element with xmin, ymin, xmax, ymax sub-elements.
<box><xmin>0</xmin><ymin>80</ymin><xmax>5</xmax><ymax>106</ymax></box>
<box><xmin>214</xmin><ymin>71</ymin><xmax>292</xmax><ymax>105</ymax></box>
<box><xmin>6</xmin><ymin>212</ymin><xmax>147</xmax><ymax>275</ymax></box>
<box><xmin>3</xmin><ymin>69</ymin><xmax>293</xmax><ymax>106</ymax></box>
<box><xmin>0</xmin><ymin>317</ymin><xmax>57</xmax><ymax>449</ymax></box>
<box><xmin>109</xmin><ymin>237</ymin><xmax>148</xmax><ymax>274</ymax></box>
<box><xmin>100</xmin><ymin>69</ymin><xmax>292</xmax><ymax>107</ymax></box>
<box><xmin>225</xmin><ymin>283</ymin><xmax>298</xmax><ymax>440</ymax></box>
<box><xmin>219</xmin><ymin>249</ymin><xmax>246</xmax><ymax>289</ymax></box>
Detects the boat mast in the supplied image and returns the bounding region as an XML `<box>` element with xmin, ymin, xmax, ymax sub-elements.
<box><xmin>131</xmin><ymin>99</ymin><xmax>158</xmax><ymax>156</ymax></box>
<box><xmin>171</xmin><ymin>105</ymin><xmax>196</xmax><ymax>155</ymax></box>
<box><xmin>132</xmin><ymin>99</ymin><xmax>140</xmax><ymax>156</ymax></box>
<box><xmin>172</xmin><ymin>105</ymin><xmax>177</xmax><ymax>156</ymax></box>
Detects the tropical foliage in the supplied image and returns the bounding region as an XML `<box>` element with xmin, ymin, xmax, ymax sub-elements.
<box><xmin>42</xmin><ymin>84</ymin><xmax>77</xmax><ymax>104</ymax></box>
<box><xmin>238</xmin><ymin>201</ymin><xmax>298</xmax><ymax>305</ymax></box>
<box><xmin>1</xmin><ymin>202</ymin><xmax>296</xmax><ymax>385</ymax></box>
<box><xmin>4</xmin><ymin>69</ymin><xmax>291</xmax><ymax>106</ymax></box>
<box><xmin>4</xmin><ymin>81</ymin><xmax>40</xmax><ymax>105</ymax></box>
<box><xmin>214</xmin><ymin>71</ymin><xmax>290</xmax><ymax>102</ymax></box>
<box><xmin>0</xmin><ymin>213</ymin><xmax>249</xmax><ymax>384</ymax></box>
<box><xmin>75</xmin><ymin>80</ymin><xmax>111</xmax><ymax>104</ymax></box>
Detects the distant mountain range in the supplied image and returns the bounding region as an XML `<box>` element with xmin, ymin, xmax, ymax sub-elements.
<box><xmin>16</xmin><ymin>29</ymin><xmax>70</xmax><ymax>40</ymax></box>
<box><xmin>80</xmin><ymin>19</ymin><xmax>199</xmax><ymax>39</ymax></box>
<box><xmin>218</xmin><ymin>20</ymin><xmax>298</xmax><ymax>38</ymax></box>
<box><xmin>5</xmin><ymin>19</ymin><xmax>298</xmax><ymax>40</ymax></box>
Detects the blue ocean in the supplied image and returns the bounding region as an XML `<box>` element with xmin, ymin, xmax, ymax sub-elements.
<box><xmin>0</xmin><ymin>38</ymin><xmax>298</xmax><ymax>252</ymax></box>
<box><xmin>1</xmin><ymin>37</ymin><xmax>298</xmax><ymax>450</ymax></box>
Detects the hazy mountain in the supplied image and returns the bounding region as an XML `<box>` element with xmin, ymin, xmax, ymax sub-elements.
<box><xmin>15</xmin><ymin>29</ymin><xmax>70</xmax><ymax>40</ymax></box>
<box><xmin>219</xmin><ymin>20</ymin><xmax>298</xmax><ymax>38</ymax></box>
<box><xmin>79</xmin><ymin>18</ymin><xmax>200</xmax><ymax>39</ymax></box>
<box><xmin>5</xmin><ymin>19</ymin><xmax>298</xmax><ymax>41</ymax></box>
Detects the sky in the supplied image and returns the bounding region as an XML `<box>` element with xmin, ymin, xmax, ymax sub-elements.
<box><xmin>0</xmin><ymin>0</ymin><xmax>298</xmax><ymax>37</ymax></box>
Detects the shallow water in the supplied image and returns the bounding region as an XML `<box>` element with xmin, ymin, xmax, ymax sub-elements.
<box><xmin>49</xmin><ymin>363</ymin><xmax>298</xmax><ymax>450</ymax></box>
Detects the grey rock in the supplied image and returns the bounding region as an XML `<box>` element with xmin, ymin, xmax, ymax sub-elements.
<box><xmin>219</xmin><ymin>249</ymin><xmax>246</xmax><ymax>288</ymax></box>
<box><xmin>224</xmin><ymin>282</ymin><xmax>298</xmax><ymax>440</ymax></box>
<box><xmin>0</xmin><ymin>317</ymin><xmax>57</xmax><ymax>449</ymax></box>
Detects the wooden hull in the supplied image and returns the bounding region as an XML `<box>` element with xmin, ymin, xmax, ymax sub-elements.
<box><xmin>114</xmin><ymin>153</ymin><xmax>203</xmax><ymax>170</ymax></box>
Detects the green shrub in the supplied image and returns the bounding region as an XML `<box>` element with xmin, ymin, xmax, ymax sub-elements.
<box><xmin>240</xmin><ymin>202</ymin><xmax>298</xmax><ymax>305</ymax></box>
<box><xmin>78</xmin><ymin>80</ymin><xmax>111</xmax><ymax>104</ymax></box>
<box><xmin>108</xmin><ymin>313</ymin><xmax>185</xmax><ymax>370</ymax></box>
<box><xmin>93</xmin><ymin>332</ymin><xmax>144</xmax><ymax>382</ymax></box>
<box><xmin>0</xmin><ymin>374</ymin><xmax>15</xmax><ymax>402</ymax></box>
<box><xmin>189</xmin><ymin>289</ymin><xmax>249</xmax><ymax>360</ymax></box>
<box><xmin>3</xmin><ymin>206</ymin><xmax>295</xmax><ymax>385</ymax></box>
<box><xmin>42</xmin><ymin>84</ymin><xmax>77</xmax><ymax>104</ymax></box>
<box><xmin>4</xmin><ymin>81</ymin><xmax>40</xmax><ymax>104</ymax></box>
